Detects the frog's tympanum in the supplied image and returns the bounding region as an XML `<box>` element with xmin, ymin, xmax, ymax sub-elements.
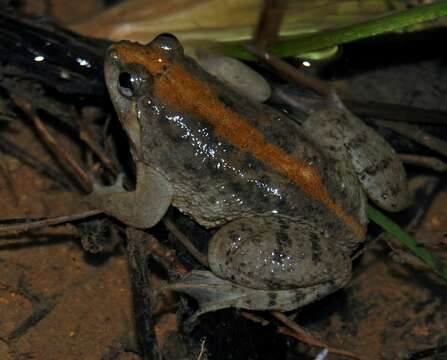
<box><xmin>86</xmin><ymin>34</ymin><xmax>409</xmax><ymax>318</ymax></box>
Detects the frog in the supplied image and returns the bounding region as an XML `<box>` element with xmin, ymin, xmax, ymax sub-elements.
<box><xmin>85</xmin><ymin>34</ymin><xmax>409</xmax><ymax>318</ymax></box>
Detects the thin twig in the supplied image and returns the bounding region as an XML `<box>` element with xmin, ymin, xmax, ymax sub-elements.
<box><xmin>163</xmin><ymin>218</ymin><xmax>209</xmax><ymax>267</ymax></box>
<box><xmin>142</xmin><ymin>231</ymin><xmax>189</xmax><ymax>275</ymax></box>
<box><xmin>277</xmin><ymin>328</ymin><xmax>363</xmax><ymax>360</ymax></box>
<box><xmin>0</xmin><ymin>133</ymin><xmax>72</xmax><ymax>189</ymax></box>
<box><xmin>0</xmin><ymin>209</ymin><xmax>102</xmax><ymax>235</ymax></box>
<box><xmin>246</xmin><ymin>44</ymin><xmax>332</xmax><ymax>97</ymax></box>
<box><xmin>13</xmin><ymin>96</ymin><xmax>92</xmax><ymax>192</ymax></box>
<box><xmin>196</xmin><ymin>338</ymin><xmax>207</xmax><ymax>360</ymax></box>
<box><xmin>241</xmin><ymin>311</ymin><xmax>270</xmax><ymax>326</ymax></box>
<box><xmin>273</xmin><ymin>312</ymin><xmax>364</xmax><ymax>360</ymax></box>
<box><xmin>407</xmin><ymin>342</ymin><xmax>447</xmax><ymax>360</ymax></box>
<box><xmin>344</xmin><ymin>99</ymin><xmax>447</xmax><ymax>125</ymax></box>
<box><xmin>272</xmin><ymin>311</ymin><xmax>312</xmax><ymax>339</ymax></box>
<box><xmin>253</xmin><ymin>0</ymin><xmax>287</xmax><ymax>47</ymax></box>
<box><xmin>75</xmin><ymin>111</ymin><xmax>118</xmax><ymax>176</ymax></box>
<box><xmin>374</xmin><ymin>120</ymin><xmax>447</xmax><ymax>158</ymax></box>
<box><xmin>399</xmin><ymin>154</ymin><xmax>447</xmax><ymax>172</ymax></box>
<box><xmin>0</xmin><ymin>152</ymin><xmax>19</xmax><ymax>205</ymax></box>
<box><xmin>388</xmin><ymin>249</ymin><xmax>433</xmax><ymax>272</ymax></box>
<box><xmin>126</xmin><ymin>228</ymin><xmax>161</xmax><ymax>360</ymax></box>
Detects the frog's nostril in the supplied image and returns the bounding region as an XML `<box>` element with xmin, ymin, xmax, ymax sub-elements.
<box><xmin>118</xmin><ymin>72</ymin><xmax>134</xmax><ymax>97</ymax></box>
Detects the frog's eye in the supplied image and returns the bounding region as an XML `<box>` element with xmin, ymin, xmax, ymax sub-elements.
<box><xmin>117</xmin><ymin>64</ymin><xmax>151</xmax><ymax>99</ymax></box>
<box><xmin>151</xmin><ymin>33</ymin><xmax>183</xmax><ymax>55</ymax></box>
<box><xmin>118</xmin><ymin>71</ymin><xmax>135</xmax><ymax>97</ymax></box>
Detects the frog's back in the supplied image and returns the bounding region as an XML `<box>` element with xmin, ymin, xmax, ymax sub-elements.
<box><xmin>138</xmin><ymin>53</ymin><xmax>366</xmax><ymax>248</ymax></box>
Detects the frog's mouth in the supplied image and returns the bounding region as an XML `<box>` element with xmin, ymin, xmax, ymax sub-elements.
<box><xmin>104</xmin><ymin>47</ymin><xmax>142</xmax><ymax>153</ymax></box>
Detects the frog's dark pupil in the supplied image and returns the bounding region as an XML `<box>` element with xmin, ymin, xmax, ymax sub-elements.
<box><xmin>119</xmin><ymin>72</ymin><xmax>133</xmax><ymax>94</ymax></box>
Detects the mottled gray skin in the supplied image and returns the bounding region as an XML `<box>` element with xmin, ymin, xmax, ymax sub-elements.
<box><xmin>303</xmin><ymin>107</ymin><xmax>409</xmax><ymax>212</ymax></box>
<box><xmin>84</xmin><ymin>35</ymin><xmax>405</xmax><ymax>317</ymax></box>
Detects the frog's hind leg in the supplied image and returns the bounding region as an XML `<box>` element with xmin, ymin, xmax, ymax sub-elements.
<box><xmin>84</xmin><ymin>161</ymin><xmax>173</xmax><ymax>229</ymax></box>
<box><xmin>170</xmin><ymin>216</ymin><xmax>352</xmax><ymax>317</ymax></box>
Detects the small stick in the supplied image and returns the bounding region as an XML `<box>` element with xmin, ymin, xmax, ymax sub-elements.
<box><xmin>196</xmin><ymin>338</ymin><xmax>207</xmax><ymax>360</ymax></box>
<box><xmin>163</xmin><ymin>218</ymin><xmax>209</xmax><ymax>267</ymax></box>
<box><xmin>273</xmin><ymin>312</ymin><xmax>364</xmax><ymax>360</ymax></box>
<box><xmin>277</xmin><ymin>327</ymin><xmax>363</xmax><ymax>360</ymax></box>
<box><xmin>0</xmin><ymin>134</ymin><xmax>71</xmax><ymax>189</ymax></box>
<box><xmin>407</xmin><ymin>342</ymin><xmax>447</xmax><ymax>360</ymax></box>
<box><xmin>389</xmin><ymin>249</ymin><xmax>433</xmax><ymax>272</ymax></box>
<box><xmin>75</xmin><ymin>111</ymin><xmax>118</xmax><ymax>176</ymax></box>
<box><xmin>241</xmin><ymin>311</ymin><xmax>270</xmax><ymax>326</ymax></box>
<box><xmin>246</xmin><ymin>44</ymin><xmax>332</xmax><ymax>97</ymax></box>
<box><xmin>143</xmin><ymin>231</ymin><xmax>189</xmax><ymax>275</ymax></box>
<box><xmin>249</xmin><ymin>1</ymin><xmax>331</xmax><ymax>97</ymax></box>
<box><xmin>272</xmin><ymin>311</ymin><xmax>312</xmax><ymax>339</ymax></box>
<box><xmin>0</xmin><ymin>209</ymin><xmax>102</xmax><ymax>235</ymax></box>
<box><xmin>374</xmin><ymin>119</ymin><xmax>447</xmax><ymax>158</ymax></box>
<box><xmin>399</xmin><ymin>154</ymin><xmax>447</xmax><ymax>172</ymax></box>
<box><xmin>344</xmin><ymin>99</ymin><xmax>447</xmax><ymax>125</ymax></box>
<box><xmin>0</xmin><ymin>153</ymin><xmax>19</xmax><ymax>205</ymax></box>
<box><xmin>13</xmin><ymin>96</ymin><xmax>92</xmax><ymax>192</ymax></box>
<box><xmin>253</xmin><ymin>0</ymin><xmax>287</xmax><ymax>47</ymax></box>
<box><xmin>126</xmin><ymin>228</ymin><xmax>161</xmax><ymax>360</ymax></box>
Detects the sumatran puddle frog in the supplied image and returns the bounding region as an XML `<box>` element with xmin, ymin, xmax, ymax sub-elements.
<box><xmin>86</xmin><ymin>34</ymin><xmax>408</xmax><ymax>317</ymax></box>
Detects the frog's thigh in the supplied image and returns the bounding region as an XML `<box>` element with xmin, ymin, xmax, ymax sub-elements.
<box><xmin>209</xmin><ymin>216</ymin><xmax>351</xmax><ymax>292</ymax></box>
<box><xmin>84</xmin><ymin>162</ymin><xmax>173</xmax><ymax>229</ymax></box>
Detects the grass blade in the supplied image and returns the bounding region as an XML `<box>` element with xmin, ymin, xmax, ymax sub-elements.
<box><xmin>367</xmin><ymin>205</ymin><xmax>447</xmax><ymax>281</ymax></box>
<box><xmin>219</xmin><ymin>1</ymin><xmax>447</xmax><ymax>59</ymax></box>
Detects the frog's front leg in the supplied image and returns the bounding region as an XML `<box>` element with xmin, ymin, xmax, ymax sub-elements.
<box><xmin>84</xmin><ymin>161</ymin><xmax>173</xmax><ymax>229</ymax></box>
<box><xmin>170</xmin><ymin>216</ymin><xmax>352</xmax><ymax>316</ymax></box>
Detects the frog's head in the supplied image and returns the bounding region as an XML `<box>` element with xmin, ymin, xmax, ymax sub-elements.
<box><xmin>104</xmin><ymin>34</ymin><xmax>184</xmax><ymax>155</ymax></box>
